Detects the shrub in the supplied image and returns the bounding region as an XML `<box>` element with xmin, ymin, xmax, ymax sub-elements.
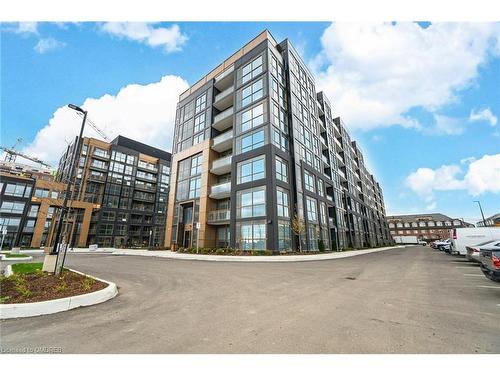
<box><xmin>81</xmin><ymin>276</ymin><xmax>95</xmax><ymax>291</ymax></box>
<box><xmin>55</xmin><ymin>275</ymin><xmax>67</xmax><ymax>293</ymax></box>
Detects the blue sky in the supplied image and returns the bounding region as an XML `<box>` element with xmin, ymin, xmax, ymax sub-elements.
<box><xmin>1</xmin><ymin>22</ymin><xmax>499</xmax><ymax>222</ymax></box>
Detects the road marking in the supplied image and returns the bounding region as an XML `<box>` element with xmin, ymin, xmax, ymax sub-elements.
<box><xmin>455</xmin><ymin>266</ymin><xmax>478</xmax><ymax>269</ymax></box>
<box><xmin>476</xmin><ymin>285</ymin><xmax>500</xmax><ymax>289</ymax></box>
<box><xmin>463</xmin><ymin>274</ymin><xmax>483</xmax><ymax>277</ymax></box>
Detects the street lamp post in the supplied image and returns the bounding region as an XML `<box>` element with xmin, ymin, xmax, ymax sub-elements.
<box><xmin>474</xmin><ymin>200</ymin><xmax>487</xmax><ymax>227</ymax></box>
<box><xmin>50</xmin><ymin>104</ymin><xmax>87</xmax><ymax>275</ymax></box>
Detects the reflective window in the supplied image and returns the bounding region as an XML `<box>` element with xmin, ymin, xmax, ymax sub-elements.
<box><xmin>237</xmin><ymin>220</ymin><xmax>266</xmax><ymax>250</ymax></box>
<box><xmin>195</xmin><ymin>93</ymin><xmax>206</xmax><ymax>113</ymax></box>
<box><xmin>241</xmin><ymin>79</ymin><xmax>263</xmax><ymax>108</ymax></box>
<box><xmin>0</xmin><ymin>201</ymin><xmax>25</xmax><ymax>214</ymax></box>
<box><xmin>304</xmin><ymin>170</ymin><xmax>316</xmax><ymax>193</ymax></box>
<box><xmin>306</xmin><ymin>196</ymin><xmax>318</xmax><ymax>222</ymax></box>
<box><xmin>241</xmin><ymin>103</ymin><xmax>264</xmax><ymax>132</ymax></box>
<box><xmin>237</xmin><ymin>186</ymin><xmax>266</xmax><ymax>218</ymax></box>
<box><xmin>278</xmin><ymin>220</ymin><xmax>291</xmax><ymax>251</ymax></box>
<box><xmin>275</xmin><ymin>156</ymin><xmax>288</xmax><ymax>183</ymax></box>
<box><xmin>276</xmin><ymin>187</ymin><xmax>289</xmax><ymax>218</ymax></box>
<box><xmin>194</xmin><ymin>113</ymin><xmax>205</xmax><ymax>133</ymax></box>
<box><xmin>242</xmin><ymin>55</ymin><xmax>263</xmax><ymax>84</ymax></box>
<box><xmin>237</xmin><ymin>155</ymin><xmax>265</xmax><ymax>184</ymax></box>
<box><xmin>239</xmin><ymin>129</ymin><xmax>265</xmax><ymax>154</ymax></box>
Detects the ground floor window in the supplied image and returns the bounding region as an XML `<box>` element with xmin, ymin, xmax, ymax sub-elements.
<box><xmin>307</xmin><ymin>224</ymin><xmax>319</xmax><ymax>251</ymax></box>
<box><xmin>216</xmin><ymin>226</ymin><xmax>230</xmax><ymax>248</ymax></box>
<box><xmin>236</xmin><ymin>220</ymin><xmax>266</xmax><ymax>250</ymax></box>
<box><xmin>278</xmin><ymin>220</ymin><xmax>291</xmax><ymax>252</ymax></box>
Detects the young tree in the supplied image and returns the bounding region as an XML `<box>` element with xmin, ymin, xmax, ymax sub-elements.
<box><xmin>291</xmin><ymin>213</ymin><xmax>306</xmax><ymax>252</ymax></box>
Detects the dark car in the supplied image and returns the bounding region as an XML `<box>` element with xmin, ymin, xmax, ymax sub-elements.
<box><xmin>479</xmin><ymin>241</ymin><xmax>500</xmax><ymax>282</ymax></box>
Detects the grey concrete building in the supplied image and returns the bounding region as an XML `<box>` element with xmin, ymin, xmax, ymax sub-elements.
<box><xmin>165</xmin><ymin>30</ymin><xmax>392</xmax><ymax>252</ymax></box>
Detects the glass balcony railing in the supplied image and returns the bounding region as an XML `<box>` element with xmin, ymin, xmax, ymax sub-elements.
<box><xmin>212</xmin><ymin>154</ymin><xmax>232</xmax><ymax>170</ymax></box>
<box><xmin>210</xmin><ymin>181</ymin><xmax>231</xmax><ymax>198</ymax></box>
<box><xmin>207</xmin><ymin>209</ymin><xmax>231</xmax><ymax>223</ymax></box>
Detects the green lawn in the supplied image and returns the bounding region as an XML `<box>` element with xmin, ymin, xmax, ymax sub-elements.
<box><xmin>11</xmin><ymin>262</ymin><xmax>43</xmax><ymax>274</ymax></box>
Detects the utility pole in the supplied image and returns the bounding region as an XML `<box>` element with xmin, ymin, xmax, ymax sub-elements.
<box><xmin>50</xmin><ymin>104</ymin><xmax>87</xmax><ymax>275</ymax></box>
<box><xmin>474</xmin><ymin>200</ymin><xmax>487</xmax><ymax>227</ymax></box>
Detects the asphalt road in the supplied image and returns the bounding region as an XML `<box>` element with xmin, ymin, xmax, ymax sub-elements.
<box><xmin>1</xmin><ymin>246</ymin><xmax>499</xmax><ymax>353</ymax></box>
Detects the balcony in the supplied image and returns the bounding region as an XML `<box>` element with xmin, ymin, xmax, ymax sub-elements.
<box><xmin>211</xmin><ymin>155</ymin><xmax>232</xmax><ymax>175</ymax></box>
<box><xmin>212</xmin><ymin>106</ymin><xmax>234</xmax><ymax>131</ymax></box>
<box><xmin>213</xmin><ymin>86</ymin><xmax>234</xmax><ymax>111</ymax></box>
<box><xmin>320</xmin><ymin>136</ymin><xmax>328</xmax><ymax>150</ymax></box>
<box><xmin>207</xmin><ymin>209</ymin><xmax>231</xmax><ymax>224</ymax></box>
<box><xmin>212</xmin><ymin>130</ymin><xmax>233</xmax><ymax>153</ymax></box>
<box><xmin>214</xmin><ymin>65</ymin><xmax>235</xmax><ymax>91</ymax></box>
<box><xmin>334</xmin><ymin>137</ymin><xmax>343</xmax><ymax>150</ymax></box>
<box><xmin>209</xmin><ymin>181</ymin><xmax>231</xmax><ymax>199</ymax></box>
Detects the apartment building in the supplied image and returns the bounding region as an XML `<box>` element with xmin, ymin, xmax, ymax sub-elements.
<box><xmin>164</xmin><ymin>30</ymin><xmax>392</xmax><ymax>252</ymax></box>
<box><xmin>57</xmin><ymin>135</ymin><xmax>171</xmax><ymax>248</ymax></box>
<box><xmin>0</xmin><ymin>162</ymin><xmax>96</xmax><ymax>249</ymax></box>
<box><xmin>387</xmin><ymin>213</ymin><xmax>474</xmax><ymax>241</ymax></box>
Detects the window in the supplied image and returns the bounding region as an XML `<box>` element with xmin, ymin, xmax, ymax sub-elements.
<box><xmin>317</xmin><ymin>179</ymin><xmax>324</xmax><ymax>197</ymax></box>
<box><xmin>28</xmin><ymin>205</ymin><xmax>39</xmax><ymax>217</ymax></box>
<box><xmin>103</xmin><ymin>196</ymin><xmax>119</xmax><ymax>208</ymax></box>
<box><xmin>0</xmin><ymin>201</ymin><xmax>25</xmax><ymax>214</ymax></box>
<box><xmin>4</xmin><ymin>183</ymin><xmax>31</xmax><ymax>198</ymax></box>
<box><xmin>276</xmin><ymin>188</ymin><xmax>289</xmax><ymax>218</ymax></box>
<box><xmin>272</xmin><ymin>128</ymin><xmax>289</xmax><ymax>152</ymax></box>
<box><xmin>93</xmin><ymin>148</ymin><xmax>109</xmax><ymax>158</ymax></box>
<box><xmin>239</xmin><ymin>129</ymin><xmax>265</xmax><ymax>154</ymax></box>
<box><xmin>190</xmin><ymin>154</ymin><xmax>203</xmax><ymax>176</ymax></box>
<box><xmin>188</xmin><ymin>177</ymin><xmax>201</xmax><ymax>198</ymax></box>
<box><xmin>304</xmin><ymin>171</ymin><xmax>315</xmax><ymax>193</ymax></box>
<box><xmin>237</xmin><ymin>186</ymin><xmax>266</xmax><ymax>218</ymax></box>
<box><xmin>242</xmin><ymin>55</ymin><xmax>263</xmax><ymax>84</ymax></box>
<box><xmin>275</xmin><ymin>156</ymin><xmax>288</xmax><ymax>183</ymax></box>
<box><xmin>237</xmin><ymin>155</ymin><xmax>265</xmax><ymax>184</ymax></box>
<box><xmin>112</xmin><ymin>151</ymin><xmax>127</xmax><ymax>162</ymax></box>
<box><xmin>24</xmin><ymin>219</ymin><xmax>36</xmax><ymax>230</ymax></box>
<box><xmin>241</xmin><ymin>79</ymin><xmax>263</xmax><ymax>108</ymax></box>
<box><xmin>272</xmin><ymin>103</ymin><xmax>287</xmax><ymax>133</ymax></box>
<box><xmin>194</xmin><ymin>113</ymin><xmax>205</xmax><ymax>133</ymax></box>
<box><xmin>0</xmin><ymin>217</ymin><xmax>21</xmax><ymax>229</ymax></box>
<box><xmin>237</xmin><ymin>220</ymin><xmax>266</xmax><ymax>250</ymax></box>
<box><xmin>306</xmin><ymin>197</ymin><xmax>318</xmax><ymax>222</ymax></box>
<box><xmin>98</xmin><ymin>224</ymin><xmax>114</xmax><ymax>235</ymax></box>
<box><xmin>277</xmin><ymin>220</ymin><xmax>291</xmax><ymax>251</ymax></box>
<box><xmin>102</xmin><ymin>211</ymin><xmax>116</xmax><ymax>221</ymax></box>
<box><xmin>193</xmin><ymin>132</ymin><xmax>205</xmax><ymax>145</ymax></box>
<box><xmin>241</xmin><ymin>103</ymin><xmax>264</xmax><ymax>132</ymax></box>
<box><xmin>195</xmin><ymin>93</ymin><xmax>206</xmax><ymax>113</ymax></box>
<box><xmin>320</xmin><ymin>202</ymin><xmax>328</xmax><ymax>225</ymax></box>
<box><xmin>91</xmin><ymin>159</ymin><xmax>107</xmax><ymax>169</ymax></box>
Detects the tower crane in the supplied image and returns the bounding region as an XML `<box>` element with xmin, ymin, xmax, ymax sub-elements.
<box><xmin>74</xmin><ymin>111</ymin><xmax>111</xmax><ymax>142</ymax></box>
<box><xmin>0</xmin><ymin>138</ymin><xmax>53</xmax><ymax>169</ymax></box>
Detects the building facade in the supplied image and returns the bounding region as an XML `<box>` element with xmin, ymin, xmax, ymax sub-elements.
<box><xmin>0</xmin><ymin>162</ymin><xmax>96</xmax><ymax>249</ymax></box>
<box><xmin>477</xmin><ymin>213</ymin><xmax>500</xmax><ymax>227</ymax></box>
<box><xmin>165</xmin><ymin>30</ymin><xmax>392</xmax><ymax>252</ymax></box>
<box><xmin>56</xmin><ymin>135</ymin><xmax>171</xmax><ymax>248</ymax></box>
<box><xmin>387</xmin><ymin>213</ymin><xmax>474</xmax><ymax>241</ymax></box>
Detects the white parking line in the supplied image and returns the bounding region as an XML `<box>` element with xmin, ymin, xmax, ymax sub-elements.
<box><xmin>463</xmin><ymin>274</ymin><xmax>484</xmax><ymax>277</ymax></box>
<box><xmin>455</xmin><ymin>266</ymin><xmax>478</xmax><ymax>269</ymax></box>
<box><xmin>476</xmin><ymin>285</ymin><xmax>500</xmax><ymax>289</ymax></box>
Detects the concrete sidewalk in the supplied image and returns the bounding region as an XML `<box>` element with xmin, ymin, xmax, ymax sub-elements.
<box><xmin>109</xmin><ymin>245</ymin><xmax>405</xmax><ymax>262</ymax></box>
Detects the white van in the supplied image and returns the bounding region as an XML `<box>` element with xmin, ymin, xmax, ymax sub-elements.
<box><xmin>450</xmin><ymin>227</ymin><xmax>500</xmax><ymax>255</ymax></box>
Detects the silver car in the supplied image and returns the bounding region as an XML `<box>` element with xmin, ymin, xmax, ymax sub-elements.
<box><xmin>466</xmin><ymin>239</ymin><xmax>500</xmax><ymax>263</ymax></box>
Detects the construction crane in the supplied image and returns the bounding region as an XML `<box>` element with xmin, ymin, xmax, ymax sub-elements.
<box><xmin>0</xmin><ymin>146</ymin><xmax>53</xmax><ymax>169</ymax></box>
<box><xmin>3</xmin><ymin>138</ymin><xmax>23</xmax><ymax>163</ymax></box>
<box><xmin>75</xmin><ymin>111</ymin><xmax>111</xmax><ymax>142</ymax></box>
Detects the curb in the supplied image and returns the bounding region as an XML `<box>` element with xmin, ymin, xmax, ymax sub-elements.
<box><xmin>0</xmin><ymin>268</ymin><xmax>118</xmax><ymax>320</ymax></box>
<box><xmin>0</xmin><ymin>255</ymin><xmax>34</xmax><ymax>262</ymax></box>
<box><xmin>112</xmin><ymin>245</ymin><xmax>405</xmax><ymax>262</ymax></box>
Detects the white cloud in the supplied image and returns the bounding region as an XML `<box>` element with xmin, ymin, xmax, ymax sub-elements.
<box><xmin>431</xmin><ymin>115</ymin><xmax>464</xmax><ymax>135</ymax></box>
<box><xmin>100</xmin><ymin>22</ymin><xmax>188</xmax><ymax>53</ymax></box>
<box><xmin>34</xmin><ymin>38</ymin><xmax>66</xmax><ymax>54</ymax></box>
<box><xmin>2</xmin><ymin>22</ymin><xmax>38</xmax><ymax>35</ymax></box>
<box><xmin>22</xmin><ymin>75</ymin><xmax>189</xmax><ymax>165</ymax></box>
<box><xmin>313</xmin><ymin>22</ymin><xmax>500</xmax><ymax>132</ymax></box>
<box><xmin>405</xmin><ymin>154</ymin><xmax>500</xmax><ymax>197</ymax></box>
<box><xmin>469</xmin><ymin>107</ymin><xmax>498</xmax><ymax>126</ymax></box>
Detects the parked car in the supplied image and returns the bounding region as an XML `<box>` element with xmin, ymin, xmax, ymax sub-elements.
<box><xmin>434</xmin><ymin>239</ymin><xmax>451</xmax><ymax>252</ymax></box>
<box><xmin>449</xmin><ymin>227</ymin><xmax>500</xmax><ymax>255</ymax></box>
<box><xmin>466</xmin><ymin>239</ymin><xmax>500</xmax><ymax>263</ymax></box>
<box><xmin>418</xmin><ymin>240</ymin><xmax>427</xmax><ymax>246</ymax></box>
<box><xmin>479</xmin><ymin>242</ymin><xmax>500</xmax><ymax>282</ymax></box>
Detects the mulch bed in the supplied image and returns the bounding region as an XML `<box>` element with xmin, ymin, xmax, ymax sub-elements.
<box><xmin>1</xmin><ymin>271</ymin><xmax>107</xmax><ymax>304</ymax></box>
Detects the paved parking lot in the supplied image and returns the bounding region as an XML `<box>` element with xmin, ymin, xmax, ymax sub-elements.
<box><xmin>1</xmin><ymin>245</ymin><xmax>499</xmax><ymax>353</ymax></box>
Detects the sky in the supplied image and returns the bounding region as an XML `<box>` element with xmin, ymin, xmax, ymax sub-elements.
<box><xmin>1</xmin><ymin>21</ymin><xmax>499</xmax><ymax>223</ymax></box>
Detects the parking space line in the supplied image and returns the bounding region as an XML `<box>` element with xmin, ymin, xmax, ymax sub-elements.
<box><xmin>476</xmin><ymin>285</ymin><xmax>500</xmax><ymax>289</ymax></box>
<box><xmin>463</xmin><ymin>274</ymin><xmax>483</xmax><ymax>277</ymax></box>
<box><xmin>455</xmin><ymin>266</ymin><xmax>478</xmax><ymax>269</ymax></box>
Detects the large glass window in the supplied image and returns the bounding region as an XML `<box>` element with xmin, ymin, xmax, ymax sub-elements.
<box><xmin>237</xmin><ymin>220</ymin><xmax>266</xmax><ymax>250</ymax></box>
<box><xmin>195</xmin><ymin>93</ymin><xmax>206</xmax><ymax>113</ymax></box>
<box><xmin>0</xmin><ymin>201</ymin><xmax>25</xmax><ymax>214</ymax></box>
<box><xmin>242</xmin><ymin>55</ymin><xmax>263</xmax><ymax>84</ymax></box>
<box><xmin>320</xmin><ymin>202</ymin><xmax>328</xmax><ymax>225</ymax></box>
<box><xmin>28</xmin><ymin>205</ymin><xmax>39</xmax><ymax>217</ymax></box>
<box><xmin>241</xmin><ymin>79</ymin><xmax>263</xmax><ymax>108</ymax></box>
<box><xmin>237</xmin><ymin>186</ymin><xmax>266</xmax><ymax>218</ymax></box>
<box><xmin>306</xmin><ymin>197</ymin><xmax>318</xmax><ymax>222</ymax></box>
<box><xmin>190</xmin><ymin>153</ymin><xmax>203</xmax><ymax>176</ymax></box>
<box><xmin>237</xmin><ymin>155</ymin><xmax>265</xmax><ymax>184</ymax></box>
<box><xmin>188</xmin><ymin>177</ymin><xmax>201</xmax><ymax>199</ymax></box>
<box><xmin>304</xmin><ymin>171</ymin><xmax>316</xmax><ymax>193</ymax></box>
<box><xmin>278</xmin><ymin>220</ymin><xmax>291</xmax><ymax>251</ymax></box>
<box><xmin>241</xmin><ymin>103</ymin><xmax>264</xmax><ymax>132</ymax></box>
<box><xmin>194</xmin><ymin>113</ymin><xmax>205</xmax><ymax>133</ymax></box>
<box><xmin>276</xmin><ymin>156</ymin><xmax>288</xmax><ymax>183</ymax></box>
<box><xmin>239</xmin><ymin>129</ymin><xmax>265</xmax><ymax>154</ymax></box>
<box><xmin>4</xmin><ymin>183</ymin><xmax>31</xmax><ymax>198</ymax></box>
<box><xmin>276</xmin><ymin>187</ymin><xmax>289</xmax><ymax>218</ymax></box>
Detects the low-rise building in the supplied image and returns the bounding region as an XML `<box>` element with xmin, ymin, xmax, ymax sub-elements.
<box><xmin>476</xmin><ymin>213</ymin><xmax>500</xmax><ymax>227</ymax></box>
<box><xmin>387</xmin><ymin>213</ymin><xmax>474</xmax><ymax>241</ymax></box>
